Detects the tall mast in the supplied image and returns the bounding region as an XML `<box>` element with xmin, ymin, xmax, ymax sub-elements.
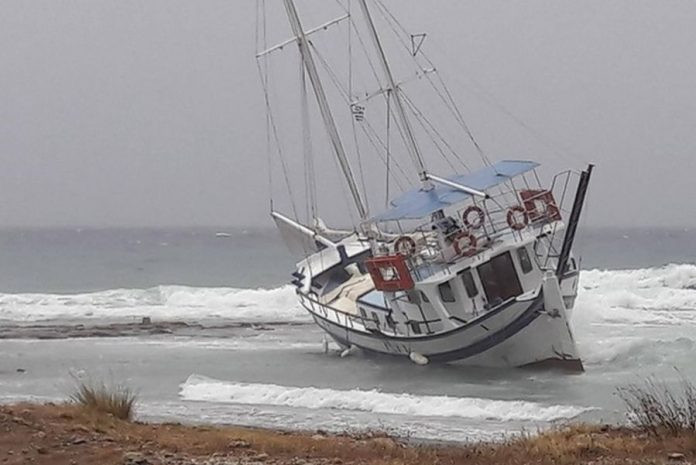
<box><xmin>283</xmin><ymin>0</ymin><xmax>368</xmax><ymax>220</ymax></box>
<box><xmin>357</xmin><ymin>0</ymin><xmax>429</xmax><ymax>185</ymax></box>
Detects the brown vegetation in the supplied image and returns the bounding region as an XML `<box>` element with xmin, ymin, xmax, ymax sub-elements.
<box><xmin>1</xmin><ymin>403</ymin><xmax>695</xmax><ymax>465</ymax></box>
<box><xmin>618</xmin><ymin>376</ymin><xmax>696</xmax><ymax>437</ymax></box>
<box><xmin>69</xmin><ymin>376</ymin><xmax>137</xmax><ymax>421</ymax></box>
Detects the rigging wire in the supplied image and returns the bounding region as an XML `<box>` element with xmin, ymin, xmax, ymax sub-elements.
<box><xmin>255</xmin><ymin>0</ymin><xmax>274</xmax><ymax>211</ymax></box>
<box><xmin>347</xmin><ymin>1</ymin><xmax>371</xmax><ymax>216</ymax></box>
<box><xmin>255</xmin><ymin>57</ymin><xmax>300</xmax><ymax>220</ymax></box>
<box><xmin>374</xmin><ymin>0</ymin><xmax>587</xmax><ymax>167</ymax></box>
<box><xmin>371</xmin><ymin>0</ymin><xmax>491</xmax><ymax>167</ymax></box>
<box><xmin>385</xmin><ymin>90</ymin><xmax>391</xmax><ymax>208</ymax></box>
<box><xmin>400</xmin><ymin>91</ymin><xmax>466</xmax><ymax>173</ymax></box>
<box><xmin>309</xmin><ymin>41</ymin><xmax>412</xmax><ymax>187</ymax></box>
<box><xmin>300</xmin><ymin>62</ymin><xmax>318</xmax><ymax>223</ymax></box>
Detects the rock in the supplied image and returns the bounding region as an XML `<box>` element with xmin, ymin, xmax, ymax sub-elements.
<box><xmin>71</xmin><ymin>436</ymin><xmax>87</xmax><ymax>445</ymax></box>
<box><xmin>16</xmin><ymin>368</ymin><xmax>26</xmax><ymax>373</ymax></box>
<box><xmin>123</xmin><ymin>451</ymin><xmax>150</xmax><ymax>465</ymax></box>
<box><xmin>228</xmin><ymin>440</ymin><xmax>251</xmax><ymax>449</ymax></box>
<box><xmin>36</xmin><ymin>447</ymin><xmax>47</xmax><ymax>455</ymax></box>
<box><xmin>253</xmin><ymin>453</ymin><xmax>269</xmax><ymax>461</ymax></box>
<box><xmin>668</xmin><ymin>452</ymin><xmax>686</xmax><ymax>461</ymax></box>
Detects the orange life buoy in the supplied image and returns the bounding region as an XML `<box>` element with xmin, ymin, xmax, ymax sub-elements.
<box><xmin>452</xmin><ymin>232</ymin><xmax>478</xmax><ymax>256</ymax></box>
<box><xmin>365</xmin><ymin>255</ymin><xmax>415</xmax><ymax>292</ymax></box>
<box><xmin>394</xmin><ymin>236</ymin><xmax>417</xmax><ymax>257</ymax></box>
<box><xmin>520</xmin><ymin>189</ymin><xmax>562</xmax><ymax>222</ymax></box>
<box><xmin>462</xmin><ymin>205</ymin><xmax>485</xmax><ymax>230</ymax></box>
<box><xmin>507</xmin><ymin>206</ymin><xmax>529</xmax><ymax>231</ymax></box>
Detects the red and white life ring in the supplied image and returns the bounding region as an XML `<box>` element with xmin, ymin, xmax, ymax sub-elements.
<box><xmin>394</xmin><ymin>236</ymin><xmax>417</xmax><ymax>256</ymax></box>
<box><xmin>506</xmin><ymin>206</ymin><xmax>529</xmax><ymax>231</ymax></box>
<box><xmin>462</xmin><ymin>205</ymin><xmax>485</xmax><ymax>230</ymax></box>
<box><xmin>452</xmin><ymin>232</ymin><xmax>478</xmax><ymax>257</ymax></box>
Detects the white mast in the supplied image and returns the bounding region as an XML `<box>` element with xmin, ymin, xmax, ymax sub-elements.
<box><xmin>356</xmin><ymin>0</ymin><xmax>429</xmax><ymax>185</ymax></box>
<box><xmin>283</xmin><ymin>0</ymin><xmax>368</xmax><ymax>220</ymax></box>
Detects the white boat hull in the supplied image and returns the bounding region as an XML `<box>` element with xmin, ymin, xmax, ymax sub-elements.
<box><xmin>299</xmin><ymin>275</ymin><xmax>582</xmax><ymax>370</ymax></box>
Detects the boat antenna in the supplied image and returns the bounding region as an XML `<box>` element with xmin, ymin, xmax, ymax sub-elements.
<box><xmin>356</xmin><ymin>0</ymin><xmax>430</xmax><ymax>188</ymax></box>
<box><xmin>283</xmin><ymin>0</ymin><xmax>368</xmax><ymax>220</ymax></box>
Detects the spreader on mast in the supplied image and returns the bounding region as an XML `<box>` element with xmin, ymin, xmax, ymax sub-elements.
<box><xmin>356</xmin><ymin>0</ymin><xmax>430</xmax><ymax>186</ymax></box>
<box><xmin>283</xmin><ymin>0</ymin><xmax>368</xmax><ymax>220</ymax></box>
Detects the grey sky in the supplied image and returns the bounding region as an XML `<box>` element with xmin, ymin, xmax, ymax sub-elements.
<box><xmin>1</xmin><ymin>1</ymin><xmax>695</xmax><ymax>228</ymax></box>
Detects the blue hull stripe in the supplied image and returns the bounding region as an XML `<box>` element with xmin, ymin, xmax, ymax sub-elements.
<box><xmin>307</xmin><ymin>292</ymin><xmax>545</xmax><ymax>363</ymax></box>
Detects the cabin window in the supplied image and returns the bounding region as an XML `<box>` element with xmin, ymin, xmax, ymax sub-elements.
<box><xmin>517</xmin><ymin>247</ymin><xmax>533</xmax><ymax>274</ymax></box>
<box><xmin>371</xmin><ymin>311</ymin><xmax>379</xmax><ymax>325</ymax></box>
<box><xmin>359</xmin><ymin>308</ymin><xmax>367</xmax><ymax>319</ymax></box>
<box><xmin>420</xmin><ymin>291</ymin><xmax>430</xmax><ymax>303</ymax></box>
<box><xmin>410</xmin><ymin>321</ymin><xmax>422</xmax><ymax>335</ymax></box>
<box><xmin>386</xmin><ymin>314</ymin><xmax>396</xmax><ymax>328</ymax></box>
<box><xmin>405</xmin><ymin>290</ymin><xmax>421</xmax><ymax>304</ymax></box>
<box><xmin>459</xmin><ymin>268</ymin><xmax>479</xmax><ymax>298</ymax></box>
<box><xmin>438</xmin><ymin>281</ymin><xmax>456</xmax><ymax>303</ymax></box>
<box><xmin>477</xmin><ymin>252</ymin><xmax>523</xmax><ymax>306</ymax></box>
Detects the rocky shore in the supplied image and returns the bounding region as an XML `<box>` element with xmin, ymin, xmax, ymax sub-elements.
<box><xmin>1</xmin><ymin>403</ymin><xmax>694</xmax><ymax>465</ymax></box>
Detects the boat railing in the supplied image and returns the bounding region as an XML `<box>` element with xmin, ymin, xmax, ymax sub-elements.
<box><xmin>298</xmin><ymin>290</ymin><xmax>439</xmax><ymax>336</ymax></box>
<box><xmin>371</xmin><ymin>168</ymin><xmax>581</xmax><ymax>277</ymax></box>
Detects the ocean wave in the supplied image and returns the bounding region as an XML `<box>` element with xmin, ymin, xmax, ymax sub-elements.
<box><xmin>179</xmin><ymin>375</ymin><xmax>591</xmax><ymax>422</ymax></box>
<box><xmin>573</xmin><ymin>264</ymin><xmax>696</xmax><ymax>327</ymax></box>
<box><xmin>0</xmin><ymin>285</ymin><xmax>306</xmax><ymax>323</ymax></box>
<box><xmin>1</xmin><ymin>264</ymin><xmax>694</xmax><ymax>325</ymax></box>
<box><xmin>581</xmin><ymin>336</ymin><xmax>695</xmax><ymax>366</ymax></box>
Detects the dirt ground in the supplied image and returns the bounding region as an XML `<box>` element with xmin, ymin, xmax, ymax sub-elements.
<box><xmin>1</xmin><ymin>403</ymin><xmax>695</xmax><ymax>465</ymax></box>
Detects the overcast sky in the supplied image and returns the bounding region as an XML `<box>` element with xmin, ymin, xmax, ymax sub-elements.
<box><xmin>1</xmin><ymin>1</ymin><xmax>695</xmax><ymax>228</ymax></box>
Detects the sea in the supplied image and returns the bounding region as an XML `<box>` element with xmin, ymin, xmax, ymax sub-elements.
<box><xmin>0</xmin><ymin>226</ymin><xmax>695</xmax><ymax>442</ymax></box>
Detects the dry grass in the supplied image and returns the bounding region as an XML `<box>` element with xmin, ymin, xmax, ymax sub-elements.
<box><xmin>13</xmin><ymin>403</ymin><xmax>696</xmax><ymax>465</ymax></box>
<box><xmin>617</xmin><ymin>375</ymin><xmax>696</xmax><ymax>436</ymax></box>
<box><xmin>69</xmin><ymin>376</ymin><xmax>137</xmax><ymax>421</ymax></box>
<box><xmin>3</xmin><ymin>403</ymin><xmax>696</xmax><ymax>465</ymax></box>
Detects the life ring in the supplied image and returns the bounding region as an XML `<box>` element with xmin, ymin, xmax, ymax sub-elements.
<box><xmin>462</xmin><ymin>205</ymin><xmax>485</xmax><ymax>230</ymax></box>
<box><xmin>506</xmin><ymin>206</ymin><xmax>529</xmax><ymax>231</ymax></box>
<box><xmin>394</xmin><ymin>236</ymin><xmax>417</xmax><ymax>256</ymax></box>
<box><xmin>452</xmin><ymin>232</ymin><xmax>478</xmax><ymax>257</ymax></box>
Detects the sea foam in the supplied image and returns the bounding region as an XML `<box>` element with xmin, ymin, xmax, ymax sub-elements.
<box><xmin>179</xmin><ymin>375</ymin><xmax>591</xmax><ymax>422</ymax></box>
<box><xmin>0</xmin><ymin>285</ymin><xmax>306</xmax><ymax>323</ymax></box>
<box><xmin>1</xmin><ymin>264</ymin><xmax>694</xmax><ymax>326</ymax></box>
<box><xmin>574</xmin><ymin>264</ymin><xmax>696</xmax><ymax>327</ymax></box>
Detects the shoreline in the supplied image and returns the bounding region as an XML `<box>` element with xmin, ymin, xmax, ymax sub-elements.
<box><xmin>1</xmin><ymin>403</ymin><xmax>694</xmax><ymax>465</ymax></box>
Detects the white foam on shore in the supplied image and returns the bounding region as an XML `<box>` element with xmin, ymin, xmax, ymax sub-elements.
<box><xmin>574</xmin><ymin>264</ymin><xmax>696</xmax><ymax>327</ymax></box>
<box><xmin>0</xmin><ymin>264</ymin><xmax>694</xmax><ymax>329</ymax></box>
<box><xmin>0</xmin><ymin>285</ymin><xmax>307</xmax><ymax>323</ymax></box>
<box><xmin>179</xmin><ymin>375</ymin><xmax>591</xmax><ymax>422</ymax></box>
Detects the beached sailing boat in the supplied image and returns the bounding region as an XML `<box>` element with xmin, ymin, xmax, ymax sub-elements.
<box><xmin>257</xmin><ymin>0</ymin><xmax>593</xmax><ymax>370</ymax></box>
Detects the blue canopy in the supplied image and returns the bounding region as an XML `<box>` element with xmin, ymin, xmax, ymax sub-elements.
<box><xmin>371</xmin><ymin>160</ymin><xmax>539</xmax><ymax>222</ymax></box>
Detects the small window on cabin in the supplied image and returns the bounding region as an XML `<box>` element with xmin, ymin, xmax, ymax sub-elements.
<box><xmin>477</xmin><ymin>252</ymin><xmax>523</xmax><ymax>306</ymax></box>
<box><xmin>410</xmin><ymin>321</ymin><xmax>422</xmax><ymax>335</ymax></box>
<box><xmin>460</xmin><ymin>269</ymin><xmax>479</xmax><ymax>298</ymax></box>
<box><xmin>405</xmin><ymin>291</ymin><xmax>420</xmax><ymax>304</ymax></box>
<box><xmin>517</xmin><ymin>247</ymin><xmax>533</xmax><ymax>274</ymax></box>
<box><xmin>371</xmin><ymin>312</ymin><xmax>379</xmax><ymax>324</ymax></box>
<box><xmin>420</xmin><ymin>291</ymin><xmax>430</xmax><ymax>303</ymax></box>
<box><xmin>386</xmin><ymin>314</ymin><xmax>396</xmax><ymax>328</ymax></box>
<box><xmin>438</xmin><ymin>281</ymin><xmax>456</xmax><ymax>303</ymax></box>
<box><xmin>359</xmin><ymin>308</ymin><xmax>367</xmax><ymax>319</ymax></box>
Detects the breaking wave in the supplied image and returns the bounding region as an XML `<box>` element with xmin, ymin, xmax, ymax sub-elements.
<box><xmin>0</xmin><ymin>264</ymin><xmax>694</xmax><ymax>328</ymax></box>
<box><xmin>179</xmin><ymin>375</ymin><xmax>591</xmax><ymax>422</ymax></box>
<box><xmin>0</xmin><ymin>285</ymin><xmax>306</xmax><ymax>323</ymax></box>
<box><xmin>574</xmin><ymin>264</ymin><xmax>696</xmax><ymax>327</ymax></box>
